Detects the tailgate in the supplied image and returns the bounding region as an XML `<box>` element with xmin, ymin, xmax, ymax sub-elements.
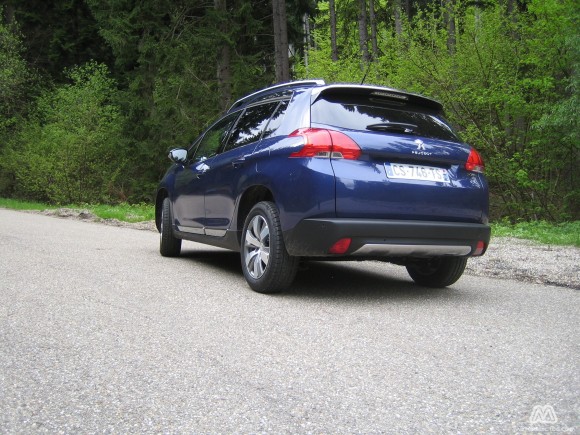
<box><xmin>330</xmin><ymin>131</ymin><xmax>487</xmax><ymax>223</ymax></box>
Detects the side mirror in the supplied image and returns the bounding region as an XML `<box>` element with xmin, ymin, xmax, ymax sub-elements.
<box><xmin>168</xmin><ymin>148</ymin><xmax>188</xmax><ymax>164</ymax></box>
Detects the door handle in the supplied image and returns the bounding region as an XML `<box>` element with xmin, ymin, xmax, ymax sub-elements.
<box><xmin>195</xmin><ymin>169</ymin><xmax>208</xmax><ymax>179</ymax></box>
<box><xmin>232</xmin><ymin>157</ymin><xmax>246</xmax><ymax>168</ymax></box>
<box><xmin>194</xmin><ymin>164</ymin><xmax>210</xmax><ymax>179</ymax></box>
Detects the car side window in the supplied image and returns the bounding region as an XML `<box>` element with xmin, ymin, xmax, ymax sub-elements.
<box><xmin>262</xmin><ymin>100</ymin><xmax>289</xmax><ymax>140</ymax></box>
<box><xmin>192</xmin><ymin>112</ymin><xmax>239</xmax><ymax>162</ymax></box>
<box><xmin>224</xmin><ymin>102</ymin><xmax>280</xmax><ymax>152</ymax></box>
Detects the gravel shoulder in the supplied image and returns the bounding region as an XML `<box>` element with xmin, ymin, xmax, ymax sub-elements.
<box><xmin>39</xmin><ymin>208</ymin><xmax>580</xmax><ymax>290</ymax></box>
<box><xmin>466</xmin><ymin>236</ymin><xmax>579</xmax><ymax>289</ymax></box>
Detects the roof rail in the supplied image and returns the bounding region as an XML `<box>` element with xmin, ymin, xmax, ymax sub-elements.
<box><xmin>227</xmin><ymin>80</ymin><xmax>325</xmax><ymax>113</ymax></box>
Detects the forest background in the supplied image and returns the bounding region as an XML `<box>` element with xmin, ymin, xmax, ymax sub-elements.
<box><xmin>0</xmin><ymin>0</ymin><xmax>577</xmax><ymax>222</ymax></box>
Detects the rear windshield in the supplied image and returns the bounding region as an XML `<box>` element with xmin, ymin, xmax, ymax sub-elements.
<box><xmin>311</xmin><ymin>96</ymin><xmax>459</xmax><ymax>142</ymax></box>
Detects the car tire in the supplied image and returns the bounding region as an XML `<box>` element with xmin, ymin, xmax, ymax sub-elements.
<box><xmin>241</xmin><ymin>201</ymin><xmax>299</xmax><ymax>293</ymax></box>
<box><xmin>406</xmin><ymin>257</ymin><xmax>467</xmax><ymax>288</ymax></box>
<box><xmin>160</xmin><ymin>197</ymin><xmax>182</xmax><ymax>257</ymax></box>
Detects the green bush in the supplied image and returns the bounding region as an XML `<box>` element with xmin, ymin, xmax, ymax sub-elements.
<box><xmin>2</xmin><ymin>62</ymin><xmax>127</xmax><ymax>204</ymax></box>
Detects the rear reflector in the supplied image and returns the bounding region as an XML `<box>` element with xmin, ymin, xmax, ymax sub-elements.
<box><xmin>465</xmin><ymin>148</ymin><xmax>485</xmax><ymax>173</ymax></box>
<box><xmin>473</xmin><ymin>241</ymin><xmax>486</xmax><ymax>256</ymax></box>
<box><xmin>329</xmin><ymin>238</ymin><xmax>352</xmax><ymax>254</ymax></box>
<box><xmin>289</xmin><ymin>128</ymin><xmax>361</xmax><ymax>160</ymax></box>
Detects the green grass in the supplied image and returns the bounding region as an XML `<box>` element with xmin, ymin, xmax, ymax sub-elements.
<box><xmin>0</xmin><ymin>198</ymin><xmax>58</xmax><ymax>211</ymax></box>
<box><xmin>492</xmin><ymin>220</ymin><xmax>580</xmax><ymax>247</ymax></box>
<box><xmin>0</xmin><ymin>198</ymin><xmax>154</xmax><ymax>223</ymax></box>
<box><xmin>86</xmin><ymin>203</ymin><xmax>155</xmax><ymax>223</ymax></box>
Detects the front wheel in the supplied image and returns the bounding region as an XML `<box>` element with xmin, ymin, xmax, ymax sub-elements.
<box><xmin>241</xmin><ymin>201</ymin><xmax>298</xmax><ymax>293</ymax></box>
<box><xmin>406</xmin><ymin>257</ymin><xmax>467</xmax><ymax>288</ymax></box>
<box><xmin>160</xmin><ymin>197</ymin><xmax>182</xmax><ymax>257</ymax></box>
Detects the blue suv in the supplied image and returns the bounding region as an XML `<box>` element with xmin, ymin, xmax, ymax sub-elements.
<box><xmin>156</xmin><ymin>80</ymin><xmax>490</xmax><ymax>293</ymax></box>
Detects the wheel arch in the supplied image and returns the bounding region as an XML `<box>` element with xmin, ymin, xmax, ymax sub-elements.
<box><xmin>236</xmin><ymin>185</ymin><xmax>275</xmax><ymax>244</ymax></box>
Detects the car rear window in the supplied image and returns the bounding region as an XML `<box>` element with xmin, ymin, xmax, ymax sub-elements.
<box><xmin>311</xmin><ymin>95</ymin><xmax>459</xmax><ymax>142</ymax></box>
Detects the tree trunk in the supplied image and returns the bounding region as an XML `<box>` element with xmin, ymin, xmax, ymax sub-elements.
<box><xmin>501</xmin><ymin>0</ymin><xmax>516</xmax><ymax>15</ymax></box>
<box><xmin>272</xmin><ymin>0</ymin><xmax>290</xmax><ymax>83</ymax></box>
<box><xmin>405</xmin><ymin>0</ymin><xmax>411</xmax><ymax>22</ymax></box>
<box><xmin>393</xmin><ymin>0</ymin><xmax>403</xmax><ymax>36</ymax></box>
<box><xmin>358</xmin><ymin>0</ymin><xmax>370</xmax><ymax>64</ymax></box>
<box><xmin>303</xmin><ymin>13</ymin><xmax>310</xmax><ymax>69</ymax></box>
<box><xmin>444</xmin><ymin>0</ymin><xmax>456</xmax><ymax>55</ymax></box>
<box><xmin>215</xmin><ymin>0</ymin><xmax>231</xmax><ymax>111</ymax></box>
<box><xmin>369</xmin><ymin>0</ymin><xmax>378</xmax><ymax>59</ymax></box>
<box><xmin>3</xmin><ymin>2</ymin><xmax>15</xmax><ymax>24</ymax></box>
<box><xmin>329</xmin><ymin>0</ymin><xmax>338</xmax><ymax>61</ymax></box>
<box><xmin>501</xmin><ymin>0</ymin><xmax>519</xmax><ymax>38</ymax></box>
<box><xmin>474</xmin><ymin>2</ymin><xmax>482</xmax><ymax>40</ymax></box>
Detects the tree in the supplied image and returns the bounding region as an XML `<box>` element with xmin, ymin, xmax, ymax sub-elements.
<box><xmin>0</xmin><ymin>11</ymin><xmax>36</xmax><ymax>195</ymax></box>
<box><xmin>443</xmin><ymin>0</ymin><xmax>456</xmax><ymax>54</ymax></box>
<box><xmin>4</xmin><ymin>0</ymin><xmax>113</xmax><ymax>82</ymax></box>
<box><xmin>0</xmin><ymin>11</ymin><xmax>33</xmax><ymax>131</ymax></box>
<box><xmin>215</xmin><ymin>0</ymin><xmax>232</xmax><ymax>111</ymax></box>
<box><xmin>358</xmin><ymin>0</ymin><xmax>370</xmax><ymax>64</ymax></box>
<box><xmin>393</xmin><ymin>0</ymin><xmax>403</xmax><ymax>35</ymax></box>
<box><xmin>369</xmin><ymin>0</ymin><xmax>379</xmax><ymax>59</ymax></box>
<box><xmin>329</xmin><ymin>0</ymin><xmax>338</xmax><ymax>61</ymax></box>
<box><xmin>272</xmin><ymin>0</ymin><xmax>290</xmax><ymax>82</ymax></box>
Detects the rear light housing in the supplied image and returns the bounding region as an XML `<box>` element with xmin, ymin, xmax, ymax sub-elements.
<box><xmin>329</xmin><ymin>238</ymin><xmax>352</xmax><ymax>254</ymax></box>
<box><xmin>289</xmin><ymin>128</ymin><xmax>361</xmax><ymax>160</ymax></box>
<box><xmin>473</xmin><ymin>241</ymin><xmax>486</xmax><ymax>256</ymax></box>
<box><xmin>465</xmin><ymin>148</ymin><xmax>485</xmax><ymax>173</ymax></box>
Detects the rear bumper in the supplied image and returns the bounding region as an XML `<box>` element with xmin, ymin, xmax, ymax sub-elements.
<box><xmin>284</xmin><ymin>218</ymin><xmax>491</xmax><ymax>258</ymax></box>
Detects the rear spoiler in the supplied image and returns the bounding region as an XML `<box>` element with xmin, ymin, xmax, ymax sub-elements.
<box><xmin>311</xmin><ymin>85</ymin><xmax>443</xmax><ymax>111</ymax></box>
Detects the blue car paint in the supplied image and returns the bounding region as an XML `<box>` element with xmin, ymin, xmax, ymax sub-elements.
<box><xmin>172</xmin><ymin>160</ymin><xmax>210</xmax><ymax>231</ymax></box>
<box><xmin>203</xmin><ymin>142</ymin><xmax>259</xmax><ymax>231</ymax></box>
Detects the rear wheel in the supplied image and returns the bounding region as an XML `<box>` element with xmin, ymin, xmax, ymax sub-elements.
<box><xmin>160</xmin><ymin>197</ymin><xmax>182</xmax><ymax>257</ymax></box>
<box><xmin>406</xmin><ymin>257</ymin><xmax>467</xmax><ymax>288</ymax></box>
<box><xmin>241</xmin><ymin>201</ymin><xmax>298</xmax><ymax>293</ymax></box>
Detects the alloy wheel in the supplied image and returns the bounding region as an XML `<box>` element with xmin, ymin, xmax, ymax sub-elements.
<box><xmin>244</xmin><ymin>215</ymin><xmax>270</xmax><ymax>279</ymax></box>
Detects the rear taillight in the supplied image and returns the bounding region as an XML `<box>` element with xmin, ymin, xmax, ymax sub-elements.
<box><xmin>473</xmin><ymin>241</ymin><xmax>486</xmax><ymax>256</ymax></box>
<box><xmin>289</xmin><ymin>128</ymin><xmax>361</xmax><ymax>160</ymax></box>
<box><xmin>465</xmin><ymin>148</ymin><xmax>485</xmax><ymax>173</ymax></box>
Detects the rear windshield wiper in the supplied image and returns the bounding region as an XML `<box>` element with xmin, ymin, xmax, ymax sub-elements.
<box><xmin>366</xmin><ymin>122</ymin><xmax>418</xmax><ymax>134</ymax></box>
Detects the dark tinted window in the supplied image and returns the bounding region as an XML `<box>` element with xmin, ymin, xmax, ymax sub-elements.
<box><xmin>225</xmin><ymin>102</ymin><xmax>279</xmax><ymax>152</ymax></box>
<box><xmin>262</xmin><ymin>100</ymin><xmax>289</xmax><ymax>139</ymax></box>
<box><xmin>193</xmin><ymin>112</ymin><xmax>239</xmax><ymax>161</ymax></box>
<box><xmin>256</xmin><ymin>90</ymin><xmax>293</xmax><ymax>103</ymax></box>
<box><xmin>311</xmin><ymin>97</ymin><xmax>459</xmax><ymax>142</ymax></box>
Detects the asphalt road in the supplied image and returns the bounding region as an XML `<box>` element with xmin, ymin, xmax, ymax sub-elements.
<box><xmin>0</xmin><ymin>208</ymin><xmax>578</xmax><ymax>433</ymax></box>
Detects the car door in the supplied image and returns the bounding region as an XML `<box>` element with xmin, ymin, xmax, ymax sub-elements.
<box><xmin>203</xmin><ymin>101</ymin><xmax>284</xmax><ymax>236</ymax></box>
<box><xmin>172</xmin><ymin>112</ymin><xmax>239</xmax><ymax>234</ymax></box>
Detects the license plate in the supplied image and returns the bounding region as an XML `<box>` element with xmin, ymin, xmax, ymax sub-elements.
<box><xmin>385</xmin><ymin>163</ymin><xmax>450</xmax><ymax>183</ymax></box>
